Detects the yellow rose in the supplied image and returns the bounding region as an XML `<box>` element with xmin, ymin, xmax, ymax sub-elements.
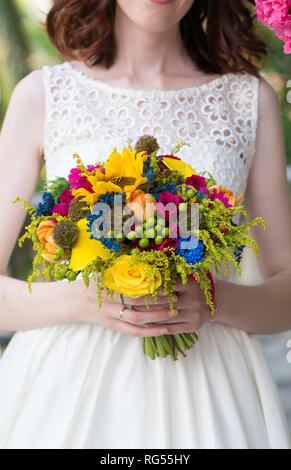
<box><xmin>103</xmin><ymin>254</ymin><xmax>162</xmax><ymax>297</ymax></box>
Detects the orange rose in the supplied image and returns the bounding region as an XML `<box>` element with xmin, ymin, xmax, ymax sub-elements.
<box><xmin>212</xmin><ymin>185</ymin><xmax>243</xmax><ymax>207</ymax></box>
<box><xmin>127</xmin><ymin>190</ymin><xmax>156</xmax><ymax>222</ymax></box>
<box><xmin>36</xmin><ymin>220</ymin><xmax>69</xmax><ymax>263</ymax></box>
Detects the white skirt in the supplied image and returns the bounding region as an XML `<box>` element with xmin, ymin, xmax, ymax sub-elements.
<box><xmin>0</xmin><ymin>321</ymin><xmax>290</xmax><ymax>449</ymax></box>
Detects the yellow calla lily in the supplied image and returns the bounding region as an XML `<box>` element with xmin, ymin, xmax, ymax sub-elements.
<box><xmin>69</xmin><ymin>219</ymin><xmax>111</xmax><ymax>271</ymax></box>
<box><xmin>161</xmin><ymin>157</ymin><xmax>197</xmax><ymax>178</ymax></box>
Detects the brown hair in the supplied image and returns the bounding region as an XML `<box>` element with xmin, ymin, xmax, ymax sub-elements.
<box><xmin>46</xmin><ymin>0</ymin><xmax>268</xmax><ymax>76</ymax></box>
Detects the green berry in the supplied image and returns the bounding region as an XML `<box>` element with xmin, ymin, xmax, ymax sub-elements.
<box><xmin>116</xmin><ymin>233</ymin><xmax>125</xmax><ymax>242</ymax></box>
<box><xmin>187</xmin><ymin>189</ymin><xmax>195</xmax><ymax>199</ymax></box>
<box><xmin>55</xmin><ymin>246</ymin><xmax>65</xmax><ymax>256</ymax></box>
<box><xmin>179</xmin><ymin>203</ymin><xmax>188</xmax><ymax>212</ymax></box>
<box><xmin>67</xmin><ymin>271</ymin><xmax>77</xmax><ymax>282</ymax></box>
<box><xmin>146</xmin><ymin>217</ymin><xmax>155</xmax><ymax>227</ymax></box>
<box><xmin>127</xmin><ymin>231</ymin><xmax>137</xmax><ymax>241</ymax></box>
<box><xmin>135</xmin><ymin>225</ymin><xmax>143</xmax><ymax>235</ymax></box>
<box><xmin>139</xmin><ymin>238</ymin><xmax>150</xmax><ymax>249</ymax></box>
<box><xmin>55</xmin><ymin>272</ymin><xmax>66</xmax><ymax>281</ymax></box>
<box><xmin>106</xmin><ymin>230</ymin><xmax>115</xmax><ymax>239</ymax></box>
<box><xmin>146</xmin><ymin>228</ymin><xmax>156</xmax><ymax>239</ymax></box>
<box><xmin>162</xmin><ymin>227</ymin><xmax>170</xmax><ymax>237</ymax></box>
<box><xmin>157</xmin><ymin>218</ymin><xmax>166</xmax><ymax>227</ymax></box>
<box><xmin>53</xmin><ymin>253</ymin><xmax>62</xmax><ymax>262</ymax></box>
<box><xmin>58</xmin><ymin>266</ymin><xmax>67</xmax><ymax>277</ymax></box>
<box><xmin>155</xmin><ymin>236</ymin><xmax>164</xmax><ymax>246</ymax></box>
<box><xmin>131</xmin><ymin>248</ymin><xmax>140</xmax><ymax>256</ymax></box>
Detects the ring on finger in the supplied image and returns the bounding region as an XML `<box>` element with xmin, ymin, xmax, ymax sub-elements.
<box><xmin>120</xmin><ymin>304</ymin><xmax>132</xmax><ymax>321</ymax></box>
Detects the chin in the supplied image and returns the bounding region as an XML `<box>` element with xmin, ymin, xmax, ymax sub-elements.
<box><xmin>116</xmin><ymin>0</ymin><xmax>194</xmax><ymax>33</ymax></box>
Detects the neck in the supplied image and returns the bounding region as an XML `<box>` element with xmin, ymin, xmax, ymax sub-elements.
<box><xmin>113</xmin><ymin>5</ymin><xmax>197</xmax><ymax>86</ymax></box>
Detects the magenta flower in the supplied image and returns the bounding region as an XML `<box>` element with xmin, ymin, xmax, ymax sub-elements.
<box><xmin>68</xmin><ymin>168</ymin><xmax>93</xmax><ymax>192</ymax></box>
<box><xmin>59</xmin><ymin>189</ymin><xmax>74</xmax><ymax>204</ymax></box>
<box><xmin>210</xmin><ymin>188</ymin><xmax>232</xmax><ymax>208</ymax></box>
<box><xmin>186</xmin><ymin>175</ymin><xmax>208</xmax><ymax>191</ymax></box>
<box><xmin>156</xmin><ymin>191</ymin><xmax>183</xmax><ymax>221</ymax></box>
<box><xmin>52</xmin><ymin>202</ymin><xmax>70</xmax><ymax>217</ymax></box>
<box><xmin>156</xmin><ymin>237</ymin><xmax>178</xmax><ymax>255</ymax></box>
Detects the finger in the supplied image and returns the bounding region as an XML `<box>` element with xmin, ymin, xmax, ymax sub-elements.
<box><xmin>121</xmin><ymin>307</ymin><xmax>179</xmax><ymax>325</ymax></box>
<box><xmin>175</xmin><ymin>278</ymin><xmax>201</xmax><ymax>293</ymax></box>
<box><xmin>148</xmin><ymin>308</ymin><xmax>199</xmax><ymax>324</ymax></box>
<box><xmin>133</xmin><ymin>303</ymin><xmax>174</xmax><ymax>312</ymax></box>
<box><xmin>104</xmin><ymin>292</ymin><xmax>175</xmax><ymax>306</ymax></box>
<box><xmin>104</xmin><ymin>317</ymin><xmax>171</xmax><ymax>337</ymax></box>
<box><xmin>144</xmin><ymin>322</ymin><xmax>199</xmax><ymax>335</ymax></box>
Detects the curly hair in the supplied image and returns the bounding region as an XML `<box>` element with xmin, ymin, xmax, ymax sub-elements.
<box><xmin>46</xmin><ymin>0</ymin><xmax>268</xmax><ymax>76</ymax></box>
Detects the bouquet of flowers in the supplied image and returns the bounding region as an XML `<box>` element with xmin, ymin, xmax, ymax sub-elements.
<box><xmin>14</xmin><ymin>135</ymin><xmax>266</xmax><ymax>360</ymax></box>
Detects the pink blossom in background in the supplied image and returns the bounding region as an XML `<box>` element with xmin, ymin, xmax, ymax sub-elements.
<box><xmin>255</xmin><ymin>0</ymin><xmax>291</xmax><ymax>53</ymax></box>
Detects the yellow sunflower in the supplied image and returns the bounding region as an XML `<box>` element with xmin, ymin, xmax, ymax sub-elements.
<box><xmin>72</xmin><ymin>148</ymin><xmax>148</xmax><ymax>207</ymax></box>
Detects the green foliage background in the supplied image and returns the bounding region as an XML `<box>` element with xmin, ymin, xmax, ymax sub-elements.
<box><xmin>0</xmin><ymin>0</ymin><xmax>290</xmax><ymax>280</ymax></box>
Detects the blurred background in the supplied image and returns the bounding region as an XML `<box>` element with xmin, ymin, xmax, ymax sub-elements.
<box><xmin>0</xmin><ymin>0</ymin><xmax>291</xmax><ymax>432</ymax></box>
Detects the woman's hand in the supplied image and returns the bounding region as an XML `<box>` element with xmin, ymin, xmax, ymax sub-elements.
<box><xmin>134</xmin><ymin>278</ymin><xmax>213</xmax><ymax>334</ymax></box>
<box><xmin>71</xmin><ymin>277</ymin><xmax>213</xmax><ymax>337</ymax></box>
<box><xmin>70</xmin><ymin>278</ymin><xmax>179</xmax><ymax>337</ymax></box>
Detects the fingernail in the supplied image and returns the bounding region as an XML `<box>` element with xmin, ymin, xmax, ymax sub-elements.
<box><xmin>160</xmin><ymin>328</ymin><xmax>168</xmax><ymax>334</ymax></box>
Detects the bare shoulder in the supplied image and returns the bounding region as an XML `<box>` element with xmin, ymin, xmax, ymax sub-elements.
<box><xmin>257</xmin><ymin>76</ymin><xmax>280</xmax><ymax>116</ymax></box>
<box><xmin>1</xmin><ymin>69</ymin><xmax>46</xmax><ymax>160</ymax></box>
<box><xmin>10</xmin><ymin>69</ymin><xmax>45</xmax><ymax>114</ymax></box>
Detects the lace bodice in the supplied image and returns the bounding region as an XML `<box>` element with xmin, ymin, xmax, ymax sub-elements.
<box><xmin>43</xmin><ymin>61</ymin><xmax>259</xmax><ymax>203</ymax></box>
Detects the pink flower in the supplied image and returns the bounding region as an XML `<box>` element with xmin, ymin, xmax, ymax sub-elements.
<box><xmin>156</xmin><ymin>237</ymin><xmax>178</xmax><ymax>255</ymax></box>
<box><xmin>59</xmin><ymin>189</ymin><xmax>74</xmax><ymax>204</ymax></box>
<box><xmin>273</xmin><ymin>17</ymin><xmax>291</xmax><ymax>53</ymax></box>
<box><xmin>68</xmin><ymin>168</ymin><xmax>93</xmax><ymax>192</ymax></box>
<box><xmin>52</xmin><ymin>202</ymin><xmax>70</xmax><ymax>217</ymax></box>
<box><xmin>186</xmin><ymin>175</ymin><xmax>208</xmax><ymax>191</ymax></box>
<box><xmin>210</xmin><ymin>188</ymin><xmax>232</xmax><ymax>208</ymax></box>
<box><xmin>255</xmin><ymin>0</ymin><xmax>291</xmax><ymax>53</ymax></box>
<box><xmin>156</xmin><ymin>191</ymin><xmax>183</xmax><ymax>221</ymax></box>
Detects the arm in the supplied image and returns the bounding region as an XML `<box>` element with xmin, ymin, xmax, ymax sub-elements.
<box><xmin>214</xmin><ymin>78</ymin><xmax>291</xmax><ymax>333</ymax></box>
<box><xmin>0</xmin><ymin>71</ymin><xmax>171</xmax><ymax>336</ymax></box>
<box><xmin>136</xmin><ymin>78</ymin><xmax>291</xmax><ymax>336</ymax></box>
<box><xmin>0</xmin><ymin>70</ymin><xmax>73</xmax><ymax>330</ymax></box>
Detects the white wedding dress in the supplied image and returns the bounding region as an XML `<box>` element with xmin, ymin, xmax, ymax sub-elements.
<box><xmin>0</xmin><ymin>62</ymin><xmax>290</xmax><ymax>449</ymax></box>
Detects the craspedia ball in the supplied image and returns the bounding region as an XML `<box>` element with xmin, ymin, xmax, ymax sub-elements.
<box><xmin>69</xmin><ymin>198</ymin><xmax>89</xmax><ymax>222</ymax></box>
<box><xmin>135</xmin><ymin>135</ymin><xmax>159</xmax><ymax>155</ymax></box>
<box><xmin>52</xmin><ymin>220</ymin><xmax>79</xmax><ymax>251</ymax></box>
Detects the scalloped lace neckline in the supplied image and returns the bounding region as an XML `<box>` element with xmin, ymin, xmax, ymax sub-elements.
<box><xmin>66</xmin><ymin>61</ymin><xmax>232</xmax><ymax>96</ymax></box>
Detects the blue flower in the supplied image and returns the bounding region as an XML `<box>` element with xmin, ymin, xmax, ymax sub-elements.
<box><xmin>98</xmin><ymin>192</ymin><xmax>125</xmax><ymax>206</ymax></box>
<box><xmin>176</xmin><ymin>237</ymin><xmax>204</xmax><ymax>266</ymax></box>
<box><xmin>234</xmin><ymin>244</ymin><xmax>245</xmax><ymax>265</ymax></box>
<box><xmin>152</xmin><ymin>182</ymin><xmax>178</xmax><ymax>200</ymax></box>
<box><xmin>230</xmin><ymin>221</ymin><xmax>245</xmax><ymax>264</ymax></box>
<box><xmin>35</xmin><ymin>192</ymin><xmax>55</xmax><ymax>217</ymax></box>
<box><xmin>101</xmin><ymin>237</ymin><xmax>120</xmax><ymax>253</ymax></box>
<box><xmin>195</xmin><ymin>190</ymin><xmax>209</xmax><ymax>202</ymax></box>
<box><xmin>143</xmin><ymin>157</ymin><xmax>156</xmax><ymax>184</ymax></box>
<box><xmin>87</xmin><ymin>211</ymin><xmax>107</xmax><ymax>240</ymax></box>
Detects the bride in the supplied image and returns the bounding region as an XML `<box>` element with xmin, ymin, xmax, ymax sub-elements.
<box><xmin>0</xmin><ymin>0</ymin><xmax>290</xmax><ymax>449</ymax></box>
